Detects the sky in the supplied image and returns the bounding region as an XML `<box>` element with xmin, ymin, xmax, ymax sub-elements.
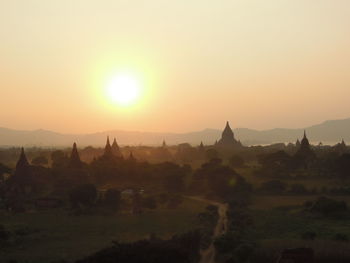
<box><xmin>1</xmin><ymin>0</ymin><xmax>350</xmax><ymax>134</ymax></box>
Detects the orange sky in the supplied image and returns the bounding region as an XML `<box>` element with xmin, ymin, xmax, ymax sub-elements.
<box><xmin>1</xmin><ymin>0</ymin><xmax>350</xmax><ymax>133</ymax></box>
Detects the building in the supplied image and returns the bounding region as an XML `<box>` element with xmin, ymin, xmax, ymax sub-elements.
<box><xmin>295</xmin><ymin>131</ymin><xmax>316</xmax><ymax>160</ymax></box>
<box><xmin>68</xmin><ymin>142</ymin><xmax>83</xmax><ymax>169</ymax></box>
<box><xmin>111</xmin><ymin>138</ymin><xmax>122</xmax><ymax>157</ymax></box>
<box><xmin>216</xmin><ymin>121</ymin><xmax>242</xmax><ymax>148</ymax></box>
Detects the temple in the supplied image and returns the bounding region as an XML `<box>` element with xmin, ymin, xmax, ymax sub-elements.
<box><xmin>103</xmin><ymin>136</ymin><xmax>113</xmax><ymax>158</ymax></box>
<box><xmin>68</xmin><ymin>142</ymin><xmax>83</xmax><ymax>168</ymax></box>
<box><xmin>128</xmin><ymin>151</ymin><xmax>136</xmax><ymax>161</ymax></box>
<box><xmin>216</xmin><ymin>121</ymin><xmax>242</xmax><ymax>148</ymax></box>
<box><xmin>16</xmin><ymin>147</ymin><xmax>30</xmax><ymax>171</ymax></box>
<box><xmin>199</xmin><ymin>141</ymin><xmax>204</xmax><ymax>149</ymax></box>
<box><xmin>10</xmin><ymin>148</ymin><xmax>33</xmax><ymax>194</ymax></box>
<box><xmin>295</xmin><ymin>131</ymin><xmax>315</xmax><ymax>159</ymax></box>
<box><xmin>334</xmin><ymin>139</ymin><xmax>347</xmax><ymax>153</ymax></box>
<box><xmin>111</xmin><ymin>138</ymin><xmax>122</xmax><ymax>157</ymax></box>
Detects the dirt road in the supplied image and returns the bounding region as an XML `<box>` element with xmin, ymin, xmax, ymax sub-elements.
<box><xmin>186</xmin><ymin>196</ymin><xmax>229</xmax><ymax>263</ymax></box>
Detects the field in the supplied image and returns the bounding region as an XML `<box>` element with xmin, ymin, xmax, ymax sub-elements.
<box><xmin>0</xmin><ymin>199</ymin><xmax>206</xmax><ymax>263</ymax></box>
<box><xmin>248</xmin><ymin>194</ymin><xmax>350</xmax><ymax>262</ymax></box>
<box><xmin>254</xmin><ymin>239</ymin><xmax>350</xmax><ymax>263</ymax></box>
<box><xmin>251</xmin><ymin>194</ymin><xmax>350</xmax><ymax>210</ymax></box>
<box><xmin>252</xmin><ymin>206</ymin><xmax>350</xmax><ymax>240</ymax></box>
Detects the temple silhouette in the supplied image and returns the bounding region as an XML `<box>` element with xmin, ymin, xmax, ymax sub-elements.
<box><xmin>111</xmin><ymin>138</ymin><xmax>122</xmax><ymax>157</ymax></box>
<box><xmin>295</xmin><ymin>130</ymin><xmax>316</xmax><ymax>161</ymax></box>
<box><xmin>68</xmin><ymin>142</ymin><xmax>83</xmax><ymax>169</ymax></box>
<box><xmin>216</xmin><ymin>121</ymin><xmax>242</xmax><ymax>148</ymax></box>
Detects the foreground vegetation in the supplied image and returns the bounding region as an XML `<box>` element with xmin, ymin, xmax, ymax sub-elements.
<box><xmin>0</xmin><ymin>199</ymin><xmax>206</xmax><ymax>263</ymax></box>
<box><xmin>2</xmin><ymin>134</ymin><xmax>350</xmax><ymax>262</ymax></box>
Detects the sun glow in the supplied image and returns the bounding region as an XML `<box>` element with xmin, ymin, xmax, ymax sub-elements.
<box><xmin>106</xmin><ymin>73</ymin><xmax>142</xmax><ymax>106</ymax></box>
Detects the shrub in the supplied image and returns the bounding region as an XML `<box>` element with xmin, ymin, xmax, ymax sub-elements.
<box><xmin>142</xmin><ymin>196</ymin><xmax>157</xmax><ymax>210</ymax></box>
<box><xmin>69</xmin><ymin>184</ymin><xmax>97</xmax><ymax>208</ymax></box>
<box><xmin>229</xmin><ymin>155</ymin><xmax>245</xmax><ymax>168</ymax></box>
<box><xmin>301</xmin><ymin>231</ymin><xmax>316</xmax><ymax>240</ymax></box>
<box><xmin>31</xmin><ymin>155</ymin><xmax>49</xmax><ymax>166</ymax></box>
<box><xmin>308</xmin><ymin>196</ymin><xmax>347</xmax><ymax>217</ymax></box>
<box><xmin>334</xmin><ymin>233</ymin><xmax>349</xmax><ymax>242</ymax></box>
<box><xmin>0</xmin><ymin>225</ymin><xmax>10</xmax><ymax>241</ymax></box>
<box><xmin>303</xmin><ymin>201</ymin><xmax>313</xmax><ymax>208</ymax></box>
<box><xmin>329</xmin><ymin>187</ymin><xmax>350</xmax><ymax>195</ymax></box>
<box><xmin>167</xmin><ymin>195</ymin><xmax>183</xmax><ymax>209</ymax></box>
<box><xmin>260</xmin><ymin>180</ymin><xmax>287</xmax><ymax>194</ymax></box>
<box><xmin>289</xmin><ymin>183</ymin><xmax>308</xmax><ymax>194</ymax></box>
<box><xmin>233</xmin><ymin>243</ymin><xmax>255</xmax><ymax>262</ymax></box>
<box><xmin>157</xmin><ymin>193</ymin><xmax>169</xmax><ymax>205</ymax></box>
<box><xmin>104</xmin><ymin>188</ymin><xmax>121</xmax><ymax>210</ymax></box>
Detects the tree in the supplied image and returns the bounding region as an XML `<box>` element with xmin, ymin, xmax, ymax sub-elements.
<box><xmin>158</xmin><ymin>162</ymin><xmax>186</xmax><ymax>193</ymax></box>
<box><xmin>301</xmin><ymin>231</ymin><xmax>316</xmax><ymax>240</ymax></box>
<box><xmin>229</xmin><ymin>155</ymin><xmax>245</xmax><ymax>168</ymax></box>
<box><xmin>104</xmin><ymin>188</ymin><xmax>121</xmax><ymax>210</ymax></box>
<box><xmin>289</xmin><ymin>183</ymin><xmax>308</xmax><ymax>194</ymax></box>
<box><xmin>132</xmin><ymin>192</ymin><xmax>142</xmax><ymax>214</ymax></box>
<box><xmin>308</xmin><ymin>196</ymin><xmax>347</xmax><ymax>216</ymax></box>
<box><xmin>31</xmin><ymin>155</ymin><xmax>49</xmax><ymax>166</ymax></box>
<box><xmin>193</xmin><ymin>159</ymin><xmax>243</xmax><ymax>199</ymax></box>
<box><xmin>205</xmin><ymin>148</ymin><xmax>219</xmax><ymax>161</ymax></box>
<box><xmin>257</xmin><ymin>150</ymin><xmax>292</xmax><ymax>178</ymax></box>
<box><xmin>167</xmin><ymin>194</ymin><xmax>183</xmax><ymax>209</ymax></box>
<box><xmin>51</xmin><ymin>150</ymin><xmax>68</xmax><ymax>168</ymax></box>
<box><xmin>336</xmin><ymin>154</ymin><xmax>350</xmax><ymax>178</ymax></box>
<box><xmin>0</xmin><ymin>225</ymin><xmax>10</xmax><ymax>241</ymax></box>
<box><xmin>259</xmin><ymin>180</ymin><xmax>287</xmax><ymax>194</ymax></box>
<box><xmin>76</xmin><ymin>231</ymin><xmax>201</xmax><ymax>263</ymax></box>
<box><xmin>69</xmin><ymin>184</ymin><xmax>97</xmax><ymax>208</ymax></box>
<box><xmin>142</xmin><ymin>196</ymin><xmax>157</xmax><ymax>209</ymax></box>
<box><xmin>0</xmin><ymin>163</ymin><xmax>10</xmax><ymax>183</ymax></box>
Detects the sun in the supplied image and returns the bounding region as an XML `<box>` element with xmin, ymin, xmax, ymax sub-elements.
<box><xmin>106</xmin><ymin>73</ymin><xmax>141</xmax><ymax>106</ymax></box>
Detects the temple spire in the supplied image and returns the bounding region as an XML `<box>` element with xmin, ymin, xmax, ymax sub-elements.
<box><xmin>224</xmin><ymin>121</ymin><xmax>232</xmax><ymax>134</ymax></box>
<box><xmin>112</xmin><ymin>138</ymin><xmax>119</xmax><ymax>149</ymax></box>
<box><xmin>198</xmin><ymin>141</ymin><xmax>204</xmax><ymax>152</ymax></box>
<box><xmin>217</xmin><ymin>121</ymin><xmax>242</xmax><ymax>147</ymax></box>
<box><xmin>16</xmin><ymin>147</ymin><xmax>29</xmax><ymax>170</ymax></box>
<box><xmin>104</xmin><ymin>136</ymin><xmax>113</xmax><ymax>156</ymax></box>
<box><xmin>111</xmin><ymin>138</ymin><xmax>122</xmax><ymax>157</ymax></box>
<box><xmin>301</xmin><ymin>130</ymin><xmax>310</xmax><ymax>147</ymax></box>
<box><xmin>69</xmin><ymin>142</ymin><xmax>82</xmax><ymax>168</ymax></box>
<box><xmin>296</xmin><ymin>130</ymin><xmax>314</xmax><ymax>159</ymax></box>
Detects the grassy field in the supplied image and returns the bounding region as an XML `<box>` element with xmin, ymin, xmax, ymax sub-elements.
<box><xmin>254</xmin><ymin>239</ymin><xmax>350</xmax><ymax>263</ymax></box>
<box><xmin>251</xmin><ymin>194</ymin><xmax>350</xmax><ymax>210</ymax></box>
<box><xmin>252</xmin><ymin>208</ymin><xmax>350</xmax><ymax>240</ymax></box>
<box><xmin>249</xmin><ymin>194</ymin><xmax>350</xmax><ymax>239</ymax></box>
<box><xmin>248</xmin><ymin>194</ymin><xmax>350</xmax><ymax>262</ymax></box>
<box><xmin>0</xmin><ymin>199</ymin><xmax>207</xmax><ymax>263</ymax></box>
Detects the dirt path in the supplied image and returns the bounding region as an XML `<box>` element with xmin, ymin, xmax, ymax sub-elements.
<box><xmin>186</xmin><ymin>196</ymin><xmax>229</xmax><ymax>263</ymax></box>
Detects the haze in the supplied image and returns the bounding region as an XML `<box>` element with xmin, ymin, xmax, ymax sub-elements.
<box><xmin>1</xmin><ymin>0</ymin><xmax>350</xmax><ymax>134</ymax></box>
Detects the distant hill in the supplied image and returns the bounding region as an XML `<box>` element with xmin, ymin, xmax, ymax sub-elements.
<box><xmin>1</xmin><ymin>118</ymin><xmax>350</xmax><ymax>147</ymax></box>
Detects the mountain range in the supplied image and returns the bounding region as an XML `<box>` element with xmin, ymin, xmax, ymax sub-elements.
<box><xmin>1</xmin><ymin>118</ymin><xmax>350</xmax><ymax>147</ymax></box>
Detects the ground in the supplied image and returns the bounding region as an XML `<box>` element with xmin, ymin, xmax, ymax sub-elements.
<box><xmin>0</xmin><ymin>199</ymin><xmax>206</xmax><ymax>263</ymax></box>
<box><xmin>251</xmin><ymin>194</ymin><xmax>350</xmax><ymax>210</ymax></box>
<box><xmin>248</xmin><ymin>194</ymin><xmax>350</xmax><ymax>262</ymax></box>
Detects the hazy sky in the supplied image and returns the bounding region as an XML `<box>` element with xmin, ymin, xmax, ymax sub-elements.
<box><xmin>1</xmin><ymin>0</ymin><xmax>350</xmax><ymax>133</ymax></box>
